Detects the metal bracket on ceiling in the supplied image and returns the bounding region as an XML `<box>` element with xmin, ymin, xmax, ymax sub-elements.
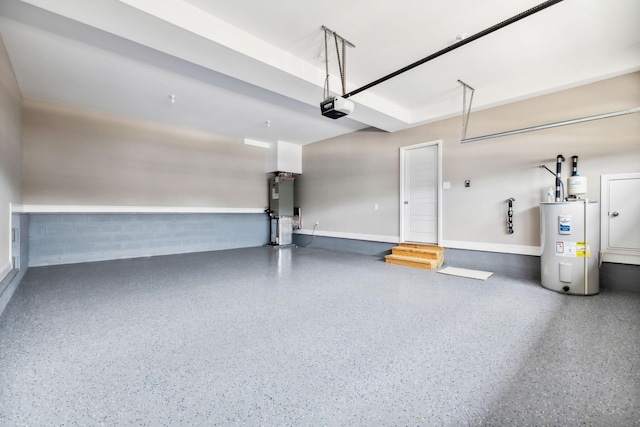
<box><xmin>321</xmin><ymin>26</ymin><xmax>356</xmax><ymax>49</ymax></box>
<box><xmin>458</xmin><ymin>80</ymin><xmax>475</xmax><ymax>140</ymax></box>
<box><xmin>321</xmin><ymin>25</ymin><xmax>355</xmax><ymax>99</ymax></box>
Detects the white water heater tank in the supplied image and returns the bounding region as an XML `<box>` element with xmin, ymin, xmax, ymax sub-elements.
<box><xmin>540</xmin><ymin>200</ymin><xmax>599</xmax><ymax>295</ymax></box>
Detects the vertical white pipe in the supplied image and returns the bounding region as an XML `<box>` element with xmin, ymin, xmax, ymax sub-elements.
<box><xmin>584</xmin><ymin>199</ymin><xmax>589</xmax><ymax>294</ymax></box>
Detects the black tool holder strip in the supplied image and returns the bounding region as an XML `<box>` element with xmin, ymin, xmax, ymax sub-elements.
<box><xmin>507</xmin><ymin>198</ymin><xmax>515</xmax><ymax>234</ymax></box>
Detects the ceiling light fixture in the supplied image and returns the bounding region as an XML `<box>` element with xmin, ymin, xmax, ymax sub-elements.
<box><xmin>244</xmin><ymin>138</ymin><xmax>270</xmax><ymax>149</ymax></box>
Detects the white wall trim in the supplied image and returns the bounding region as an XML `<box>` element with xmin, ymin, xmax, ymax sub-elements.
<box><xmin>441</xmin><ymin>240</ymin><xmax>542</xmax><ymax>256</ymax></box>
<box><xmin>294</xmin><ymin>228</ymin><xmax>399</xmax><ymax>244</ymax></box>
<box><xmin>602</xmin><ymin>252</ymin><xmax>640</xmax><ymax>265</ymax></box>
<box><xmin>6</xmin><ymin>203</ymin><xmax>13</xmax><ymax>273</ymax></box>
<box><xmin>12</xmin><ymin>204</ymin><xmax>265</xmax><ymax>214</ymax></box>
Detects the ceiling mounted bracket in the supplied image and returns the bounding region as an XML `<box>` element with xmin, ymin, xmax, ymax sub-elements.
<box><xmin>320</xmin><ymin>26</ymin><xmax>355</xmax><ymax>49</ymax></box>
<box><xmin>458</xmin><ymin>80</ymin><xmax>475</xmax><ymax>140</ymax></box>
<box><xmin>321</xmin><ymin>25</ymin><xmax>355</xmax><ymax>99</ymax></box>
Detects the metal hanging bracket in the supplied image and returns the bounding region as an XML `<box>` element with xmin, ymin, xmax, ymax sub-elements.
<box><xmin>321</xmin><ymin>25</ymin><xmax>355</xmax><ymax>99</ymax></box>
<box><xmin>321</xmin><ymin>26</ymin><xmax>355</xmax><ymax>49</ymax></box>
<box><xmin>458</xmin><ymin>80</ymin><xmax>475</xmax><ymax>140</ymax></box>
<box><xmin>461</xmin><ymin>107</ymin><xmax>640</xmax><ymax>144</ymax></box>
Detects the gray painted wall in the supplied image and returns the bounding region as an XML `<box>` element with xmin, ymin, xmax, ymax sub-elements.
<box><xmin>0</xmin><ymin>35</ymin><xmax>22</xmax><ymax>280</ymax></box>
<box><xmin>600</xmin><ymin>262</ymin><xmax>640</xmax><ymax>293</ymax></box>
<box><xmin>28</xmin><ymin>213</ymin><xmax>269</xmax><ymax>267</ymax></box>
<box><xmin>442</xmin><ymin>248</ymin><xmax>638</xmax><ymax>293</ymax></box>
<box><xmin>296</xmin><ymin>73</ymin><xmax>640</xmax><ymax>250</ymax></box>
<box><xmin>295</xmin><ymin>130</ymin><xmax>399</xmax><ymax>237</ymax></box>
<box><xmin>443</xmin><ymin>248</ymin><xmax>540</xmax><ymax>282</ymax></box>
<box><xmin>22</xmin><ymin>100</ymin><xmax>268</xmax><ymax>209</ymax></box>
<box><xmin>293</xmin><ymin>234</ymin><xmax>395</xmax><ymax>257</ymax></box>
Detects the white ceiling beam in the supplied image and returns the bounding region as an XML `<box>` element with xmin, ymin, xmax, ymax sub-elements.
<box><xmin>18</xmin><ymin>0</ymin><xmax>412</xmax><ymax>131</ymax></box>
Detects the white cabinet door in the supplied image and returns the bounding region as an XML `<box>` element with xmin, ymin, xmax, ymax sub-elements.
<box><xmin>602</xmin><ymin>173</ymin><xmax>640</xmax><ymax>264</ymax></box>
<box><xmin>608</xmin><ymin>177</ymin><xmax>640</xmax><ymax>250</ymax></box>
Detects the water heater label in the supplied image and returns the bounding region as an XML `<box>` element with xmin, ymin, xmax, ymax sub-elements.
<box><xmin>576</xmin><ymin>242</ymin><xmax>590</xmax><ymax>258</ymax></box>
<box><xmin>554</xmin><ymin>241</ymin><xmax>590</xmax><ymax>257</ymax></box>
<box><xmin>558</xmin><ymin>215</ymin><xmax>571</xmax><ymax>234</ymax></box>
<box><xmin>563</xmin><ymin>242</ymin><xmax>577</xmax><ymax>256</ymax></box>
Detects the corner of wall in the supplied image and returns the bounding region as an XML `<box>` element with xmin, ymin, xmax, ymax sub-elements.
<box><xmin>0</xmin><ymin>35</ymin><xmax>24</xmax><ymax>317</ymax></box>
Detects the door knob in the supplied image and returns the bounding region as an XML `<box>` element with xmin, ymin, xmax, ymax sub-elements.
<box><xmin>611</xmin><ymin>211</ymin><xmax>619</xmax><ymax>217</ymax></box>
<box><xmin>404</xmin><ymin>201</ymin><xmax>409</xmax><ymax>204</ymax></box>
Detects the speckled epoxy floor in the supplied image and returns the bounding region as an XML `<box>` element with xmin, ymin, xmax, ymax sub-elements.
<box><xmin>0</xmin><ymin>246</ymin><xmax>638</xmax><ymax>426</ymax></box>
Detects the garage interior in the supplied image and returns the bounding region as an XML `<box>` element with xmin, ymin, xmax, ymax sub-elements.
<box><xmin>1</xmin><ymin>0</ymin><xmax>639</xmax><ymax>425</ymax></box>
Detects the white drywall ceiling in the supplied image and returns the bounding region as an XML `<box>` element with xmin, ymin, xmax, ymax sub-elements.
<box><xmin>0</xmin><ymin>0</ymin><xmax>638</xmax><ymax>145</ymax></box>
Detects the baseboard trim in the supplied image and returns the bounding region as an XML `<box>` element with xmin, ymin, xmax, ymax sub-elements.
<box><xmin>440</xmin><ymin>240</ymin><xmax>541</xmax><ymax>256</ymax></box>
<box><xmin>601</xmin><ymin>252</ymin><xmax>640</xmax><ymax>265</ymax></box>
<box><xmin>12</xmin><ymin>204</ymin><xmax>265</xmax><ymax>214</ymax></box>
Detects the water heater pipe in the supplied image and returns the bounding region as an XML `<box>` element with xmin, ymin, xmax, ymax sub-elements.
<box><xmin>584</xmin><ymin>199</ymin><xmax>589</xmax><ymax>294</ymax></box>
<box><xmin>539</xmin><ymin>164</ymin><xmax>565</xmax><ymax>201</ymax></box>
<box><xmin>571</xmin><ymin>155</ymin><xmax>579</xmax><ymax>176</ymax></box>
<box><xmin>555</xmin><ymin>155</ymin><xmax>565</xmax><ymax>202</ymax></box>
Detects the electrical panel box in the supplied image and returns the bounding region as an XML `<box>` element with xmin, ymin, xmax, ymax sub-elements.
<box><xmin>269</xmin><ymin>176</ymin><xmax>294</xmax><ymax>216</ymax></box>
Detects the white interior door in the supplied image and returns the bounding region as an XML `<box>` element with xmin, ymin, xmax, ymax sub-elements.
<box><xmin>601</xmin><ymin>173</ymin><xmax>640</xmax><ymax>265</ymax></box>
<box><xmin>401</xmin><ymin>143</ymin><xmax>439</xmax><ymax>244</ymax></box>
<box><xmin>608</xmin><ymin>176</ymin><xmax>640</xmax><ymax>250</ymax></box>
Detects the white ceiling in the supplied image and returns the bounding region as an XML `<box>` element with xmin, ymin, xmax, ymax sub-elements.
<box><xmin>0</xmin><ymin>0</ymin><xmax>638</xmax><ymax>145</ymax></box>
